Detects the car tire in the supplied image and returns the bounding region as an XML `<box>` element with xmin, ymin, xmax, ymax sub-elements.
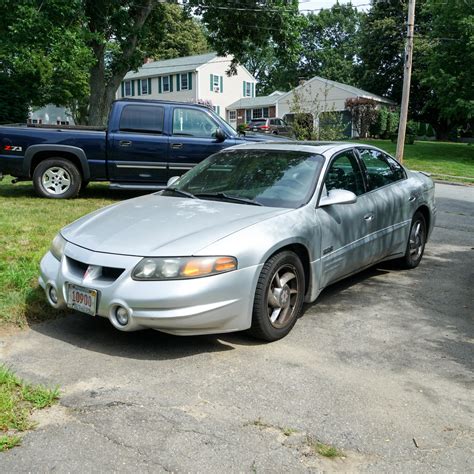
<box><xmin>33</xmin><ymin>158</ymin><xmax>82</xmax><ymax>199</ymax></box>
<box><xmin>397</xmin><ymin>211</ymin><xmax>426</xmax><ymax>269</ymax></box>
<box><xmin>249</xmin><ymin>251</ymin><xmax>305</xmax><ymax>341</ymax></box>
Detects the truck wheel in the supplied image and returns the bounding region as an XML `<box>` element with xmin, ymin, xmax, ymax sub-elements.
<box><xmin>33</xmin><ymin>158</ymin><xmax>82</xmax><ymax>199</ymax></box>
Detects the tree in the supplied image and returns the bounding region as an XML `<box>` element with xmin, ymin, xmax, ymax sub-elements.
<box><xmin>356</xmin><ymin>0</ymin><xmax>473</xmax><ymax>140</ymax></box>
<box><xmin>0</xmin><ymin>0</ymin><xmax>93</xmax><ymax>123</ymax></box>
<box><xmin>345</xmin><ymin>98</ymin><xmax>378</xmax><ymax>138</ymax></box>
<box><xmin>299</xmin><ymin>4</ymin><xmax>361</xmax><ymax>85</ymax></box>
<box><xmin>419</xmin><ymin>1</ymin><xmax>474</xmax><ymax>140</ymax></box>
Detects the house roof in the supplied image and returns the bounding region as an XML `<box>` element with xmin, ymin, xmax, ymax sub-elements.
<box><xmin>228</xmin><ymin>76</ymin><xmax>396</xmax><ymax>110</ymax></box>
<box><xmin>228</xmin><ymin>95</ymin><xmax>281</xmax><ymax>109</ymax></box>
<box><xmin>124</xmin><ymin>52</ymin><xmax>219</xmax><ymax>79</ymax></box>
<box><xmin>291</xmin><ymin>76</ymin><xmax>396</xmax><ymax>105</ymax></box>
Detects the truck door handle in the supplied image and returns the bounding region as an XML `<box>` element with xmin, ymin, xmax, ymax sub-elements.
<box><xmin>408</xmin><ymin>195</ymin><xmax>416</xmax><ymax>202</ymax></box>
<box><xmin>171</xmin><ymin>143</ymin><xmax>183</xmax><ymax>149</ymax></box>
<box><xmin>364</xmin><ymin>213</ymin><xmax>375</xmax><ymax>222</ymax></box>
<box><xmin>119</xmin><ymin>140</ymin><xmax>132</xmax><ymax>147</ymax></box>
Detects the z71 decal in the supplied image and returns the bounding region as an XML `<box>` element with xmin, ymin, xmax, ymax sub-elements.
<box><xmin>3</xmin><ymin>145</ymin><xmax>23</xmax><ymax>152</ymax></box>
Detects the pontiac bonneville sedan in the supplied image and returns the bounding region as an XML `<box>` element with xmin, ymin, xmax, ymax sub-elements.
<box><xmin>40</xmin><ymin>142</ymin><xmax>436</xmax><ymax>341</ymax></box>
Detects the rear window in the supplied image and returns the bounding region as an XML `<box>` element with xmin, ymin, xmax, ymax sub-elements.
<box><xmin>249</xmin><ymin>119</ymin><xmax>267</xmax><ymax>125</ymax></box>
<box><xmin>119</xmin><ymin>105</ymin><xmax>164</xmax><ymax>134</ymax></box>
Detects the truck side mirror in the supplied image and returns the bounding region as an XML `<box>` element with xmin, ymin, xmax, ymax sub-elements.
<box><xmin>214</xmin><ymin>127</ymin><xmax>226</xmax><ymax>142</ymax></box>
<box><xmin>167</xmin><ymin>176</ymin><xmax>180</xmax><ymax>187</ymax></box>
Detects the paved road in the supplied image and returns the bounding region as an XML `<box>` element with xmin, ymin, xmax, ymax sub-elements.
<box><xmin>1</xmin><ymin>183</ymin><xmax>473</xmax><ymax>472</ymax></box>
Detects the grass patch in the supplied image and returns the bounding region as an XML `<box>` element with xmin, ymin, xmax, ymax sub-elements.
<box><xmin>360</xmin><ymin>140</ymin><xmax>474</xmax><ymax>182</ymax></box>
<box><xmin>308</xmin><ymin>439</ymin><xmax>343</xmax><ymax>458</ymax></box>
<box><xmin>0</xmin><ymin>365</ymin><xmax>59</xmax><ymax>451</ymax></box>
<box><xmin>0</xmin><ymin>177</ymin><xmax>144</xmax><ymax>329</ymax></box>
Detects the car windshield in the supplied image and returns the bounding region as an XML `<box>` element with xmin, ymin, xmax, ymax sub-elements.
<box><xmin>164</xmin><ymin>149</ymin><xmax>324</xmax><ymax>209</ymax></box>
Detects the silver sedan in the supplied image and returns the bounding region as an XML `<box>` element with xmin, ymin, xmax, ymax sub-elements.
<box><xmin>39</xmin><ymin>142</ymin><xmax>436</xmax><ymax>341</ymax></box>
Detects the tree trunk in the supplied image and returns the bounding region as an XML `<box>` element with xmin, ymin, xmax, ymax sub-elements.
<box><xmin>432</xmin><ymin>119</ymin><xmax>452</xmax><ymax>141</ymax></box>
<box><xmin>84</xmin><ymin>0</ymin><xmax>155</xmax><ymax>126</ymax></box>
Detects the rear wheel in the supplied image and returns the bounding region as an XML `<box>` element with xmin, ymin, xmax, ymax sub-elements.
<box><xmin>250</xmin><ymin>251</ymin><xmax>305</xmax><ymax>341</ymax></box>
<box><xmin>397</xmin><ymin>211</ymin><xmax>426</xmax><ymax>269</ymax></box>
<box><xmin>33</xmin><ymin>158</ymin><xmax>82</xmax><ymax>199</ymax></box>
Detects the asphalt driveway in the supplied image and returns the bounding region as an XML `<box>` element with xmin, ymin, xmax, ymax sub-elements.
<box><xmin>1</xmin><ymin>183</ymin><xmax>472</xmax><ymax>472</ymax></box>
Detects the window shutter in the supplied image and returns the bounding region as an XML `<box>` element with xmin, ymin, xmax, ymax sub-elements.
<box><xmin>188</xmin><ymin>72</ymin><xmax>192</xmax><ymax>90</ymax></box>
<box><xmin>137</xmin><ymin>79</ymin><xmax>141</xmax><ymax>96</ymax></box>
<box><xmin>243</xmin><ymin>81</ymin><xmax>246</xmax><ymax>96</ymax></box>
<box><xmin>169</xmin><ymin>75</ymin><xmax>173</xmax><ymax>92</ymax></box>
<box><xmin>176</xmin><ymin>74</ymin><xmax>180</xmax><ymax>92</ymax></box>
<box><xmin>251</xmin><ymin>83</ymin><xmax>255</xmax><ymax>97</ymax></box>
<box><xmin>148</xmin><ymin>78</ymin><xmax>152</xmax><ymax>94</ymax></box>
<box><xmin>220</xmin><ymin>76</ymin><xmax>223</xmax><ymax>93</ymax></box>
<box><xmin>121</xmin><ymin>82</ymin><xmax>125</xmax><ymax>97</ymax></box>
<box><xmin>131</xmin><ymin>80</ymin><xmax>135</xmax><ymax>96</ymax></box>
<box><xmin>158</xmin><ymin>77</ymin><xmax>162</xmax><ymax>94</ymax></box>
<box><xmin>210</xmin><ymin>74</ymin><xmax>213</xmax><ymax>92</ymax></box>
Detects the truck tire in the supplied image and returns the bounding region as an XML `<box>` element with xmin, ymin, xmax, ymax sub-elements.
<box><xmin>33</xmin><ymin>158</ymin><xmax>82</xmax><ymax>199</ymax></box>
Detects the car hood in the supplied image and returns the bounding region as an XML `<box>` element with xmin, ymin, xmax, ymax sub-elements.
<box><xmin>62</xmin><ymin>194</ymin><xmax>290</xmax><ymax>256</ymax></box>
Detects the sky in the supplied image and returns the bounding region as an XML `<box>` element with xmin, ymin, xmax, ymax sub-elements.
<box><xmin>298</xmin><ymin>0</ymin><xmax>371</xmax><ymax>12</ymax></box>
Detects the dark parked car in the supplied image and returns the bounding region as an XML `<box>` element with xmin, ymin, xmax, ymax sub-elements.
<box><xmin>247</xmin><ymin>118</ymin><xmax>293</xmax><ymax>136</ymax></box>
<box><xmin>0</xmin><ymin>99</ymin><xmax>281</xmax><ymax>199</ymax></box>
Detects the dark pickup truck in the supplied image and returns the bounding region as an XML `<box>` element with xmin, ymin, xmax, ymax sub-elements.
<box><xmin>0</xmin><ymin>99</ymin><xmax>278</xmax><ymax>198</ymax></box>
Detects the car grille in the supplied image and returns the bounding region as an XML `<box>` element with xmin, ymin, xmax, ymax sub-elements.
<box><xmin>66</xmin><ymin>257</ymin><xmax>125</xmax><ymax>282</ymax></box>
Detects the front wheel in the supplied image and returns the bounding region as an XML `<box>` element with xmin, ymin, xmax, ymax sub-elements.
<box><xmin>397</xmin><ymin>211</ymin><xmax>426</xmax><ymax>269</ymax></box>
<box><xmin>250</xmin><ymin>251</ymin><xmax>305</xmax><ymax>341</ymax></box>
<box><xmin>33</xmin><ymin>158</ymin><xmax>82</xmax><ymax>199</ymax></box>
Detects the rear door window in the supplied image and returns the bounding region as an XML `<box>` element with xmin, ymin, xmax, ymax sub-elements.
<box><xmin>358</xmin><ymin>148</ymin><xmax>405</xmax><ymax>191</ymax></box>
<box><xmin>119</xmin><ymin>105</ymin><xmax>164</xmax><ymax>134</ymax></box>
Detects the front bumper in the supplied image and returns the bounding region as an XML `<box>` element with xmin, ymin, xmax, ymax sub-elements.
<box><xmin>39</xmin><ymin>242</ymin><xmax>262</xmax><ymax>336</ymax></box>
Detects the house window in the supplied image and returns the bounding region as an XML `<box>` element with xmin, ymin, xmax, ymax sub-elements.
<box><xmin>180</xmin><ymin>74</ymin><xmax>188</xmax><ymax>90</ymax></box>
<box><xmin>162</xmin><ymin>76</ymin><xmax>170</xmax><ymax>92</ymax></box>
<box><xmin>124</xmin><ymin>80</ymin><xmax>132</xmax><ymax>96</ymax></box>
<box><xmin>263</xmin><ymin>107</ymin><xmax>269</xmax><ymax>118</ymax></box>
<box><xmin>246</xmin><ymin>82</ymin><xmax>252</xmax><ymax>97</ymax></box>
<box><xmin>252</xmin><ymin>109</ymin><xmax>263</xmax><ymax>119</ymax></box>
<box><xmin>141</xmin><ymin>79</ymin><xmax>148</xmax><ymax>95</ymax></box>
<box><xmin>229</xmin><ymin>111</ymin><xmax>236</xmax><ymax>121</ymax></box>
<box><xmin>213</xmin><ymin>75</ymin><xmax>219</xmax><ymax>92</ymax></box>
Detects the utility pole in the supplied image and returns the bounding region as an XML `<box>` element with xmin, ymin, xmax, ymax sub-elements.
<box><xmin>396</xmin><ymin>0</ymin><xmax>416</xmax><ymax>164</ymax></box>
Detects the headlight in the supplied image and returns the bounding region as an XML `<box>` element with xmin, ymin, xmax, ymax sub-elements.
<box><xmin>50</xmin><ymin>233</ymin><xmax>67</xmax><ymax>261</ymax></box>
<box><xmin>132</xmin><ymin>256</ymin><xmax>237</xmax><ymax>280</ymax></box>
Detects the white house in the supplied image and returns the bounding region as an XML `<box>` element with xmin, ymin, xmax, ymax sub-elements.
<box><xmin>117</xmin><ymin>52</ymin><xmax>257</xmax><ymax>121</ymax></box>
<box><xmin>227</xmin><ymin>76</ymin><xmax>396</xmax><ymax>137</ymax></box>
<box><xmin>28</xmin><ymin>104</ymin><xmax>74</xmax><ymax>125</ymax></box>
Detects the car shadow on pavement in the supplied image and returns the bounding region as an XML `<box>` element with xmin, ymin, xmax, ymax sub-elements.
<box><xmin>28</xmin><ymin>313</ymin><xmax>240</xmax><ymax>361</ymax></box>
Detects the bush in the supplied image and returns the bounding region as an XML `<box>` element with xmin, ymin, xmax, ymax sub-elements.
<box><xmin>370</xmin><ymin>107</ymin><xmax>388</xmax><ymax>137</ymax></box>
<box><xmin>418</xmin><ymin>122</ymin><xmax>427</xmax><ymax>136</ymax></box>
<box><xmin>237</xmin><ymin>124</ymin><xmax>247</xmax><ymax>133</ymax></box>
<box><xmin>426</xmin><ymin>124</ymin><xmax>435</xmax><ymax>137</ymax></box>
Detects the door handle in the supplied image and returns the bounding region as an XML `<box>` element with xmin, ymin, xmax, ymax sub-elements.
<box><xmin>171</xmin><ymin>143</ymin><xmax>183</xmax><ymax>149</ymax></box>
<box><xmin>119</xmin><ymin>140</ymin><xmax>132</xmax><ymax>147</ymax></box>
<box><xmin>408</xmin><ymin>195</ymin><xmax>416</xmax><ymax>202</ymax></box>
<box><xmin>364</xmin><ymin>213</ymin><xmax>375</xmax><ymax>222</ymax></box>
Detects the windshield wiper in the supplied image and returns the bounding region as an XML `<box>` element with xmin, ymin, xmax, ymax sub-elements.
<box><xmin>195</xmin><ymin>192</ymin><xmax>262</xmax><ymax>206</ymax></box>
<box><xmin>162</xmin><ymin>187</ymin><xmax>196</xmax><ymax>199</ymax></box>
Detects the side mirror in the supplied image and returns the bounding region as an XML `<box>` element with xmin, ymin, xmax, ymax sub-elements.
<box><xmin>167</xmin><ymin>176</ymin><xmax>180</xmax><ymax>187</ymax></box>
<box><xmin>319</xmin><ymin>189</ymin><xmax>357</xmax><ymax>207</ymax></box>
<box><xmin>214</xmin><ymin>127</ymin><xmax>226</xmax><ymax>142</ymax></box>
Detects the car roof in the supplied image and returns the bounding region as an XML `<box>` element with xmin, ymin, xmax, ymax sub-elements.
<box><xmin>227</xmin><ymin>141</ymin><xmax>375</xmax><ymax>155</ymax></box>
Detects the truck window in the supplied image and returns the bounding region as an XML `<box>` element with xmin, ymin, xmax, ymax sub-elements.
<box><xmin>119</xmin><ymin>105</ymin><xmax>164</xmax><ymax>134</ymax></box>
<box><xmin>173</xmin><ymin>108</ymin><xmax>217</xmax><ymax>138</ymax></box>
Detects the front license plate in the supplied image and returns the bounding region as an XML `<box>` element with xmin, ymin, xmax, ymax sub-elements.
<box><xmin>67</xmin><ymin>284</ymin><xmax>97</xmax><ymax>316</ymax></box>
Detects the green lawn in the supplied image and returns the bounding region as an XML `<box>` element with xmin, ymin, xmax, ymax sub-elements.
<box><xmin>0</xmin><ymin>180</ymin><xmax>140</xmax><ymax>328</ymax></box>
<box><xmin>0</xmin><ymin>139</ymin><xmax>472</xmax><ymax>329</ymax></box>
<box><xmin>362</xmin><ymin>140</ymin><xmax>474</xmax><ymax>182</ymax></box>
